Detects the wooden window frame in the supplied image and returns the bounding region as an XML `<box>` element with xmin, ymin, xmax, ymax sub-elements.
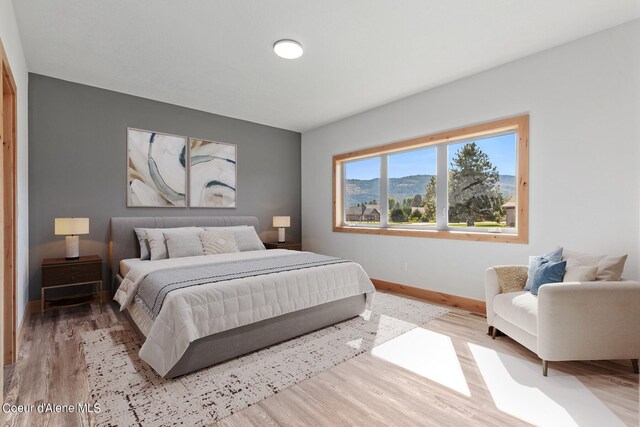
<box><xmin>332</xmin><ymin>115</ymin><xmax>529</xmax><ymax>244</ymax></box>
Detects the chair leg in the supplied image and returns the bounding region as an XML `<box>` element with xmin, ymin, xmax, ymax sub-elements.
<box><xmin>491</xmin><ymin>327</ymin><xmax>497</xmax><ymax>339</ymax></box>
<box><xmin>542</xmin><ymin>360</ymin><xmax>548</xmax><ymax>377</ymax></box>
<box><xmin>487</xmin><ymin>326</ymin><xmax>494</xmax><ymax>336</ymax></box>
<box><xmin>632</xmin><ymin>359</ymin><xmax>639</xmax><ymax>374</ymax></box>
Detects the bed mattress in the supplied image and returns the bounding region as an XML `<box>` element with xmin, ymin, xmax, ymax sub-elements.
<box><xmin>119</xmin><ymin>258</ymin><xmax>146</xmax><ymax>277</ymax></box>
<box><xmin>114</xmin><ymin>249</ymin><xmax>375</xmax><ymax>377</ymax></box>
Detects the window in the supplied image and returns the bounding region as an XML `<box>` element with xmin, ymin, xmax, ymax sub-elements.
<box><xmin>388</xmin><ymin>147</ymin><xmax>436</xmax><ymax>227</ymax></box>
<box><xmin>344</xmin><ymin>157</ymin><xmax>381</xmax><ymax>225</ymax></box>
<box><xmin>333</xmin><ymin>115</ymin><xmax>528</xmax><ymax>243</ymax></box>
<box><xmin>447</xmin><ymin>133</ymin><xmax>516</xmax><ymax>229</ymax></box>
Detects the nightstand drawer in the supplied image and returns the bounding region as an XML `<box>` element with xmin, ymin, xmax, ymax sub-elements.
<box><xmin>42</xmin><ymin>262</ymin><xmax>101</xmax><ymax>287</ymax></box>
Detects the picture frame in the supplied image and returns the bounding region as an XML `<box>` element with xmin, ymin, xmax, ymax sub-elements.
<box><xmin>127</xmin><ymin>128</ymin><xmax>187</xmax><ymax>207</ymax></box>
<box><xmin>188</xmin><ymin>138</ymin><xmax>237</xmax><ymax>208</ymax></box>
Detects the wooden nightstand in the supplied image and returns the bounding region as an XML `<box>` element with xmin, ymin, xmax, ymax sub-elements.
<box><xmin>41</xmin><ymin>255</ymin><xmax>103</xmax><ymax>313</ymax></box>
<box><xmin>264</xmin><ymin>242</ymin><xmax>302</xmax><ymax>251</ymax></box>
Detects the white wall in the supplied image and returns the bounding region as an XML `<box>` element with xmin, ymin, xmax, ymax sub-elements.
<box><xmin>302</xmin><ymin>19</ymin><xmax>640</xmax><ymax>300</ymax></box>
<box><xmin>1</xmin><ymin>0</ymin><xmax>29</xmax><ymax>328</ymax></box>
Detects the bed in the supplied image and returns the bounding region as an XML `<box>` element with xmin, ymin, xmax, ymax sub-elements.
<box><xmin>109</xmin><ymin>216</ymin><xmax>375</xmax><ymax>378</ymax></box>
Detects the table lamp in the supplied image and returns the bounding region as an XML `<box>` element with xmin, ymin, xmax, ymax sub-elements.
<box><xmin>272</xmin><ymin>216</ymin><xmax>290</xmax><ymax>243</ymax></box>
<box><xmin>55</xmin><ymin>218</ymin><xmax>89</xmax><ymax>259</ymax></box>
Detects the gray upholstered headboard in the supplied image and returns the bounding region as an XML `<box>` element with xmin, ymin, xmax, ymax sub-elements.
<box><xmin>109</xmin><ymin>216</ymin><xmax>260</xmax><ymax>287</ymax></box>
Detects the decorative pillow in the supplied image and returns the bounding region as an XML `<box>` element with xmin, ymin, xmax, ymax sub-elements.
<box><xmin>525</xmin><ymin>247</ymin><xmax>563</xmax><ymax>291</ymax></box>
<box><xmin>563</xmin><ymin>249</ymin><xmax>604</xmax><ymax>267</ymax></box>
<box><xmin>200</xmin><ymin>230</ymin><xmax>239</xmax><ymax>255</ymax></box>
<box><xmin>530</xmin><ymin>260</ymin><xmax>567</xmax><ymax>295</ymax></box>
<box><xmin>204</xmin><ymin>226</ymin><xmax>265</xmax><ymax>251</ymax></box>
<box><xmin>134</xmin><ymin>228</ymin><xmax>151</xmax><ymax>260</ymax></box>
<box><xmin>597</xmin><ymin>255</ymin><xmax>627</xmax><ymax>281</ymax></box>
<box><xmin>493</xmin><ymin>265</ymin><xmax>528</xmax><ymax>293</ymax></box>
<box><xmin>563</xmin><ymin>265</ymin><xmax>598</xmax><ymax>282</ymax></box>
<box><xmin>146</xmin><ymin>227</ymin><xmax>201</xmax><ymax>261</ymax></box>
<box><xmin>164</xmin><ymin>231</ymin><xmax>204</xmax><ymax>259</ymax></box>
<box><xmin>232</xmin><ymin>227</ymin><xmax>266</xmax><ymax>251</ymax></box>
<box><xmin>563</xmin><ymin>249</ymin><xmax>627</xmax><ymax>281</ymax></box>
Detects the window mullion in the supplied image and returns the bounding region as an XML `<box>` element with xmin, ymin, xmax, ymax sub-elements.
<box><xmin>380</xmin><ymin>155</ymin><xmax>389</xmax><ymax>227</ymax></box>
<box><xmin>342</xmin><ymin>163</ymin><xmax>347</xmax><ymax>225</ymax></box>
<box><xmin>435</xmin><ymin>144</ymin><xmax>448</xmax><ymax>230</ymax></box>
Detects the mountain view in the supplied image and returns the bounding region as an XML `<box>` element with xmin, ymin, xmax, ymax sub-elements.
<box><xmin>345</xmin><ymin>174</ymin><xmax>515</xmax><ymax>207</ymax></box>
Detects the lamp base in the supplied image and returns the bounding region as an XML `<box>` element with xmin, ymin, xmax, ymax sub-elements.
<box><xmin>278</xmin><ymin>228</ymin><xmax>286</xmax><ymax>243</ymax></box>
<box><xmin>65</xmin><ymin>235</ymin><xmax>80</xmax><ymax>259</ymax></box>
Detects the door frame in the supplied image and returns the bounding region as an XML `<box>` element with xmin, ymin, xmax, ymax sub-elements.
<box><xmin>0</xmin><ymin>37</ymin><xmax>18</xmax><ymax>365</ymax></box>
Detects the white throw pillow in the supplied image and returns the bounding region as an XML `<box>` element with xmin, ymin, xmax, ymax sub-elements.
<box><xmin>204</xmin><ymin>226</ymin><xmax>265</xmax><ymax>251</ymax></box>
<box><xmin>563</xmin><ymin>265</ymin><xmax>598</xmax><ymax>282</ymax></box>
<box><xmin>164</xmin><ymin>231</ymin><xmax>204</xmax><ymax>258</ymax></box>
<box><xmin>146</xmin><ymin>227</ymin><xmax>201</xmax><ymax>261</ymax></box>
<box><xmin>563</xmin><ymin>249</ymin><xmax>627</xmax><ymax>281</ymax></box>
<box><xmin>200</xmin><ymin>230</ymin><xmax>239</xmax><ymax>255</ymax></box>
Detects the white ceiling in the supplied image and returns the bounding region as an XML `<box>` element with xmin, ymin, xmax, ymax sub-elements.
<box><xmin>13</xmin><ymin>1</ymin><xmax>640</xmax><ymax>132</ymax></box>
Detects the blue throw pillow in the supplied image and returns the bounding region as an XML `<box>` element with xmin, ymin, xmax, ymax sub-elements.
<box><xmin>524</xmin><ymin>247</ymin><xmax>563</xmax><ymax>291</ymax></box>
<box><xmin>530</xmin><ymin>260</ymin><xmax>567</xmax><ymax>295</ymax></box>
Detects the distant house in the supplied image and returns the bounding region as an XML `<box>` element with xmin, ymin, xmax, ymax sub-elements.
<box><xmin>346</xmin><ymin>205</ymin><xmax>381</xmax><ymax>222</ymax></box>
<box><xmin>502</xmin><ymin>200</ymin><xmax>516</xmax><ymax>227</ymax></box>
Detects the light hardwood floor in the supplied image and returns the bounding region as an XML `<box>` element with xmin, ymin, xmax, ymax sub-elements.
<box><xmin>2</xmin><ymin>294</ymin><xmax>638</xmax><ymax>426</ymax></box>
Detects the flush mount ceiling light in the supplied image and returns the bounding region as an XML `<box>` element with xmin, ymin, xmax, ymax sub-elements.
<box><xmin>273</xmin><ymin>39</ymin><xmax>303</xmax><ymax>59</ymax></box>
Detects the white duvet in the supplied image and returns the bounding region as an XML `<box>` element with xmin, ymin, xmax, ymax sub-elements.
<box><xmin>114</xmin><ymin>249</ymin><xmax>375</xmax><ymax>377</ymax></box>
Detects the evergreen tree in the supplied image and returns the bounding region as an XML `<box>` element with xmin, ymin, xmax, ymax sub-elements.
<box><xmin>390</xmin><ymin>207</ymin><xmax>407</xmax><ymax>222</ymax></box>
<box><xmin>448</xmin><ymin>143</ymin><xmax>504</xmax><ymax>226</ymax></box>
<box><xmin>388</xmin><ymin>198</ymin><xmax>397</xmax><ymax>210</ymax></box>
<box><xmin>423</xmin><ymin>176</ymin><xmax>437</xmax><ymax>221</ymax></box>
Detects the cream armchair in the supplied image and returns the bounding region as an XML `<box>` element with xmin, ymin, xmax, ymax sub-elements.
<box><xmin>485</xmin><ymin>267</ymin><xmax>640</xmax><ymax>376</ymax></box>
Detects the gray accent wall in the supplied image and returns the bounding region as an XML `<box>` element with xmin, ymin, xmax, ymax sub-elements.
<box><xmin>28</xmin><ymin>73</ymin><xmax>301</xmax><ymax>300</ymax></box>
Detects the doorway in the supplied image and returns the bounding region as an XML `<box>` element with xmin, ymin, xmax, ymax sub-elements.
<box><xmin>0</xmin><ymin>38</ymin><xmax>17</xmax><ymax>366</ymax></box>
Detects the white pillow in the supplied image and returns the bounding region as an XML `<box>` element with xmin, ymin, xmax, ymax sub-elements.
<box><xmin>134</xmin><ymin>228</ymin><xmax>152</xmax><ymax>260</ymax></box>
<box><xmin>204</xmin><ymin>226</ymin><xmax>265</xmax><ymax>251</ymax></box>
<box><xmin>164</xmin><ymin>231</ymin><xmax>204</xmax><ymax>258</ymax></box>
<box><xmin>233</xmin><ymin>227</ymin><xmax>266</xmax><ymax>251</ymax></box>
<box><xmin>563</xmin><ymin>249</ymin><xmax>627</xmax><ymax>281</ymax></box>
<box><xmin>563</xmin><ymin>265</ymin><xmax>598</xmax><ymax>282</ymax></box>
<box><xmin>200</xmin><ymin>230</ymin><xmax>239</xmax><ymax>255</ymax></box>
<box><xmin>146</xmin><ymin>227</ymin><xmax>202</xmax><ymax>261</ymax></box>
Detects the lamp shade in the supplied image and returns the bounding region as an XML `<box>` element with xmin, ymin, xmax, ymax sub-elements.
<box><xmin>272</xmin><ymin>216</ymin><xmax>290</xmax><ymax>228</ymax></box>
<box><xmin>55</xmin><ymin>218</ymin><xmax>89</xmax><ymax>235</ymax></box>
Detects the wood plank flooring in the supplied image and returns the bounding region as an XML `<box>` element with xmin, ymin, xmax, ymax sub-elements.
<box><xmin>2</xmin><ymin>294</ymin><xmax>638</xmax><ymax>426</ymax></box>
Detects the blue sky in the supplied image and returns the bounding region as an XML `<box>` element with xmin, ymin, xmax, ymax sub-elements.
<box><xmin>345</xmin><ymin>132</ymin><xmax>516</xmax><ymax>179</ymax></box>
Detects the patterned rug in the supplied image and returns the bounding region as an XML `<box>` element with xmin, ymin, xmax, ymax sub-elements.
<box><xmin>82</xmin><ymin>293</ymin><xmax>449</xmax><ymax>426</ymax></box>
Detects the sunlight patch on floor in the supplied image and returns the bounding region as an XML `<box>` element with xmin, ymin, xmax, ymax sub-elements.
<box><xmin>371</xmin><ymin>328</ymin><xmax>471</xmax><ymax>396</ymax></box>
<box><xmin>372</xmin><ymin>314</ymin><xmax>420</xmax><ymax>345</ymax></box>
<box><xmin>468</xmin><ymin>343</ymin><xmax>625</xmax><ymax>427</ymax></box>
<box><xmin>347</xmin><ymin>337</ymin><xmax>363</xmax><ymax>349</ymax></box>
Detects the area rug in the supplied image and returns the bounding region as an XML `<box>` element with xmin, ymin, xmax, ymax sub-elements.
<box><xmin>82</xmin><ymin>292</ymin><xmax>449</xmax><ymax>426</ymax></box>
